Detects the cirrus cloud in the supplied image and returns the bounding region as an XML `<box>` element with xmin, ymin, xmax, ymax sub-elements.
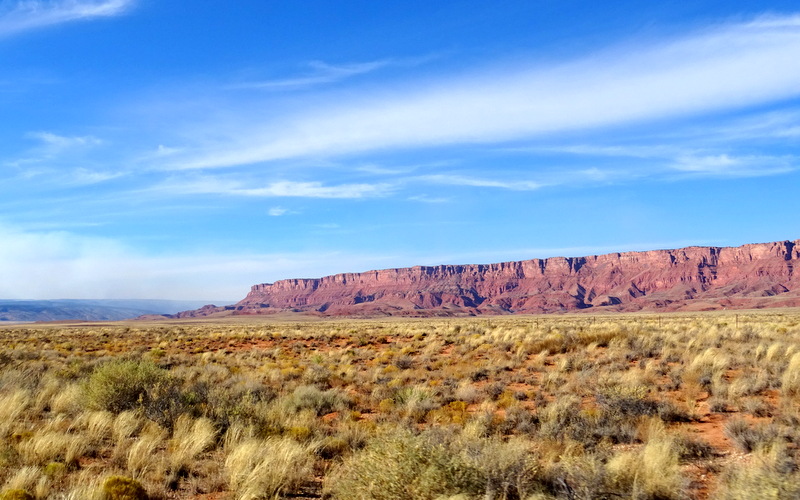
<box><xmin>156</xmin><ymin>176</ymin><xmax>394</xmax><ymax>199</ymax></box>
<box><xmin>0</xmin><ymin>0</ymin><xmax>134</xmax><ymax>37</ymax></box>
<box><xmin>165</xmin><ymin>15</ymin><xmax>800</xmax><ymax>170</ymax></box>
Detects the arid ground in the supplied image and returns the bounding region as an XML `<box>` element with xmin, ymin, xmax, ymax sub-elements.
<box><xmin>1</xmin><ymin>311</ymin><xmax>799</xmax><ymax>499</ymax></box>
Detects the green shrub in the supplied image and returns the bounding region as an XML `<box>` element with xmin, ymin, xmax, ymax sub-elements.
<box><xmin>84</xmin><ymin>360</ymin><xmax>170</xmax><ymax>413</ymax></box>
<box><xmin>101</xmin><ymin>476</ymin><xmax>148</xmax><ymax>500</ymax></box>
<box><xmin>202</xmin><ymin>379</ymin><xmax>274</xmax><ymax>428</ymax></box>
<box><xmin>0</xmin><ymin>490</ymin><xmax>34</xmax><ymax>500</ymax></box>
<box><xmin>285</xmin><ymin>385</ymin><xmax>352</xmax><ymax>416</ymax></box>
<box><xmin>84</xmin><ymin>360</ymin><xmax>184</xmax><ymax>426</ymax></box>
<box><xmin>325</xmin><ymin>431</ymin><xmax>478</xmax><ymax>500</ymax></box>
<box><xmin>596</xmin><ymin>386</ymin><xmax>658</xmax><ymax>419</ymax></box>
<box><xmin>326</xmin><ymin>430</ymin><xmax>542</xmax><ymax>500</ymax></box>
<box><xmin>43</xmin><ymin>461</ymin><xmax>68</xmax><ymax>477</ymax></box>
<box><xmin>538</xmin><ymin>396</ymin><xmax>585</xmax><ymax>441</ymax></box>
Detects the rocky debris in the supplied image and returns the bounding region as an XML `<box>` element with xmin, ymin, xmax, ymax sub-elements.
<box><xmin>175</xmin><ymin>240</ymin><xmax>800</xmax><ymax>317</ymax></box>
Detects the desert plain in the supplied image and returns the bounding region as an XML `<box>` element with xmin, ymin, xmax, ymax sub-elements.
<box><xmin>1</xmin><ymin>311</ymin><xmax>799</xmax><ymax>499</ymax></box>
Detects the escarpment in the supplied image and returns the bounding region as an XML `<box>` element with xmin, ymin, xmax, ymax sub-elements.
<box><xmin>176</xmin><ymin>240</ymin><xmax>800</xmax><ymax>317</ymax></box>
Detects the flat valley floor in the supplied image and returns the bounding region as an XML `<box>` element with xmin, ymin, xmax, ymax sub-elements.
<box><xmin>1</xmin><ymin>311</ymin><xmax>799</xmax><ymax>499</ymax></box>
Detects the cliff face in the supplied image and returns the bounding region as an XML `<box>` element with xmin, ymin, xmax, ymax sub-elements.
<box><xmin>189</xmin><ymin>240</ymin><xmax>800</xmax><ymax>317</ymax></box>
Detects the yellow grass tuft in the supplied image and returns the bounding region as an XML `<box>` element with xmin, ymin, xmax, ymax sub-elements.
<box><xmin>225</xmin><ymin>437</ymin><xmax>313</xmax><ymax>500</ymax></box>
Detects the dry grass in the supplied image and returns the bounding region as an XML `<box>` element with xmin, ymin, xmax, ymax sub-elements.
<box><xmin>226</xmin><ymin>437</ymin><xmax>313</xmax><ymax>500</ymax></box>
<box><xmin>0</xmin><ymin>311</ymin><xmax>798</xmax><ymax>498</ymax></box>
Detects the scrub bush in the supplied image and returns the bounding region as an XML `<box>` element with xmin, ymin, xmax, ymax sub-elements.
<box><xmin>100</xmin><ymin>476</ymin><xmax>148</xmax><ymax>500</ymax></box>
<box><xmin>84</xmin><ymin>360</ymin><xmax>185</xmax><ymax>426</ymax></box>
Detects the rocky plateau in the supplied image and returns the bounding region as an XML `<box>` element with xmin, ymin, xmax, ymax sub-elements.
<box><xmin>174</xmin><ymin>239</ymin><xmax>800</xmax><ymax>318</ymax></box>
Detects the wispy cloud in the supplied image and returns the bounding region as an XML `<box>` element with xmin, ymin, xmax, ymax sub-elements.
<box><xmin>354</xmin><ymin>159</ymin><xmax>458</xmax><ymax>176</ymax></box>
<box><xmin>7</xmin><ymin>164</ymin><xmax>124</xmax><ymax>186</ymax></box>
<box><xmin>670</xmin><ymin>154</ymin><xmax>796</xmax><ymax>177</ymax></box>
<box><xmin>163</xmin><ymin>15</ymin><xmax>800</xmax><ymax>170</ymax></box>
<box><xmin>521</xmin><ymin>142</ymin><xmax>798</xmax><ymax>179</ymax></box>
<box><xmin>408</xmin><ymin>195</ymin><xmax>450</xmax><ymax>203</ymax></box>
<box><xmin>418</xmin><ymin>174</ymin><xmax>543</xmax><ymax>190</ymax></box>
<box><xmin>26</xmin><ymin>131</ymin><xmax>102</xmax><ymax>149</ymax></box>
<box><xmin>0</xmin><ymin>0</ymin><xmax>134</xmax><ymax>37</ymax></box>
<box><xmin>6</xmin><ymin>130</ymin><xmax>98</xmax><ymax>165</ymax></box>
<box><xmin>231</xmin><ymin>59</ymin><xmax>392</xmax><ymax>91</ymax></box>
<box><xmin>69</xmin><ymin>167</ymin><xmax>124</xmax><ymax>184</ymax></box>
<box><xmin>3</xmin><ymin>131</ymin><xmax>118</xmax><ymax>184</ymax></box>
<box><xmin>244</xmin><ymin>180</ymin><xmax>392</xmax><ymax>198</ymax></box>
<box><xmin>158</xmin><ymin>176</ymin><xmax>394</xmax><ymax>199</ymax></box>
<box><xmin>701</xmin><ymin>109</ymin><xmax>800</xmax><ymax>141</ymax></box>
<box><xmin>267</xmin><ymin>207</ymin><xmax>288</xmax><ymax>216</ymax></box>
<box><xmin>496</xmin><ymin>101</ymin><xmax>800</xmax><ymax>182</ymax></box>
<box><xmin>519</xmin><ymin>144</ymin><xmax>678</xmax><ymax>159</ymax></box>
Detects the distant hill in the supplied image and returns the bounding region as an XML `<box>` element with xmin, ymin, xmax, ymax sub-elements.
<box><xmin>0</xmin><ymin>299</ymin><xmax>230</xmax><ymax>323</ymax></box>
<box><xmin>173</xmin><ymin>239</ymin><xmax>800</xmax><ymax>318</ymax></box>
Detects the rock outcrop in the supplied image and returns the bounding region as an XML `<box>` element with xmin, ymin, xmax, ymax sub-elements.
<box><xmin>179</xmin><ymin>240</ymin><xmax>800</xmax><ymax>317</ymax></box>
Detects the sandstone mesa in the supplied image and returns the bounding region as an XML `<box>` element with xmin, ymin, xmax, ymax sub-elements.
<box><xmin>174</xmin><ymin>239</ymin><xmax>800</xmax><ymax>318</ymax></box>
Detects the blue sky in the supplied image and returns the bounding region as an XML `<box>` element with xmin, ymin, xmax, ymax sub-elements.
<box><xmin>1</xmin><ymin>0</ymin><xmax>799</xmax><ymax>300</ymax></box>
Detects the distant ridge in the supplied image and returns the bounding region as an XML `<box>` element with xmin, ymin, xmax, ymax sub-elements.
<box><xmin>0</xmin><ymin>299</ymin><xmax>227</xmax><ymax>323</ymax></box>
<box><xmin>173</xmin><ymin>239</ymin><xmax>800</xmax><ymax>318</ymax></box>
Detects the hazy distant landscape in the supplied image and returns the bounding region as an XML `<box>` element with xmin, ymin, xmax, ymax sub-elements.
<box><xmin>0</xmin><ymin>300</ymin><xmax>230</xmax><ymax>323</ymax></box>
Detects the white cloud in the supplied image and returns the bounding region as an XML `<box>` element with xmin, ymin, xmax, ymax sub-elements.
<box><xmin>418</xmin><ymin>174</ymin><xmax>543</xmax><ymax>190</ymax></box>
<box><xmin>354</xmin><ymin>159</ymin><xmax>458</xmax><ymax>176</ymax></box>
<box><xmin>156</xmin><ymin>144</ymin><xmax>181</xmax><ymax>156</ymax></box>
<box><xmin>229</xmin><ymin>55</ymin><xmax>439</xmax><ymax>91</ymax></box>
<box><xmin>26</xmin><ymin>131</ymin><xmax>102</xmax><ymax>149</ymax></box>
<box><xmin>509</xmin><ymin>142</ymin><xmax>797</xmax><ymax>179</ymax></box>
<box><xmin>242</xmin><ymin>180</ymin><xmax>392</xmax><ymax>198</ymax></box>
<box><xmin>408</xmin><ymin>194</ymin><xmax>450</xmax><ymax>203</ymax></box>
<box><xmin>704</xmin><ymin>109</ymin><xmax>800</xmax><ymax>141</ymax></box>
<box><xmin>356</xmin><ymin>163</ymin><xmax>414</xmax><ymax>175</ymax></box>
<box><xmin>231</xmin><ymin>59</ymin><xmax>392</xmax><ymax>91</ymax></box>
<box><xmin>165</xmin><ymin>15</ymin><xmax>800</xmax><ymax>170</ymax></box>
<box><xmin>5</xmin><ymin>132</ymin><xmax>120</xmax><ymax>185</ymax></box>
<box><xmin>6</xmin><ymin>165</ymin><xmax>123</xmax><ymax>185</ymax></box>
<box><xmin>521</xmin><ymin>144</ymin><xmax>678</xmax><ymax>159</ymax></box>
<box><xmin>12</xmin><ymin>131</ymin><xmax>103</xmax><ymax>166</ymax></box>
<box><xmin>69</xmin><ymin>167</ymin><xmax>123</xmax><ymax>184</ymax></box>
<box><xmin>671</xmin><ymin>154</ymin><xmax>795</xmax><ymax>177</ymax></box>
<box><xmin>156</xmin><ymin>176</ymin><xmax>394</xmax><ymax>199</ymax></box>
<box><xmin>0</xmin><ymin>0</ymin><xmax>134</xmax><ymax>36</ymax></box>
<box><xmin>267</xmin><ymin>206</ymin><xmax>288</xmax><ymax>216</ymax></box>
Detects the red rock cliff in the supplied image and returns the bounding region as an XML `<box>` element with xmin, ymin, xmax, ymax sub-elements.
<box><xmin>194</xmin><ymin>239</ymin><xmax>800</xmax><ymax>316</ymax></box>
